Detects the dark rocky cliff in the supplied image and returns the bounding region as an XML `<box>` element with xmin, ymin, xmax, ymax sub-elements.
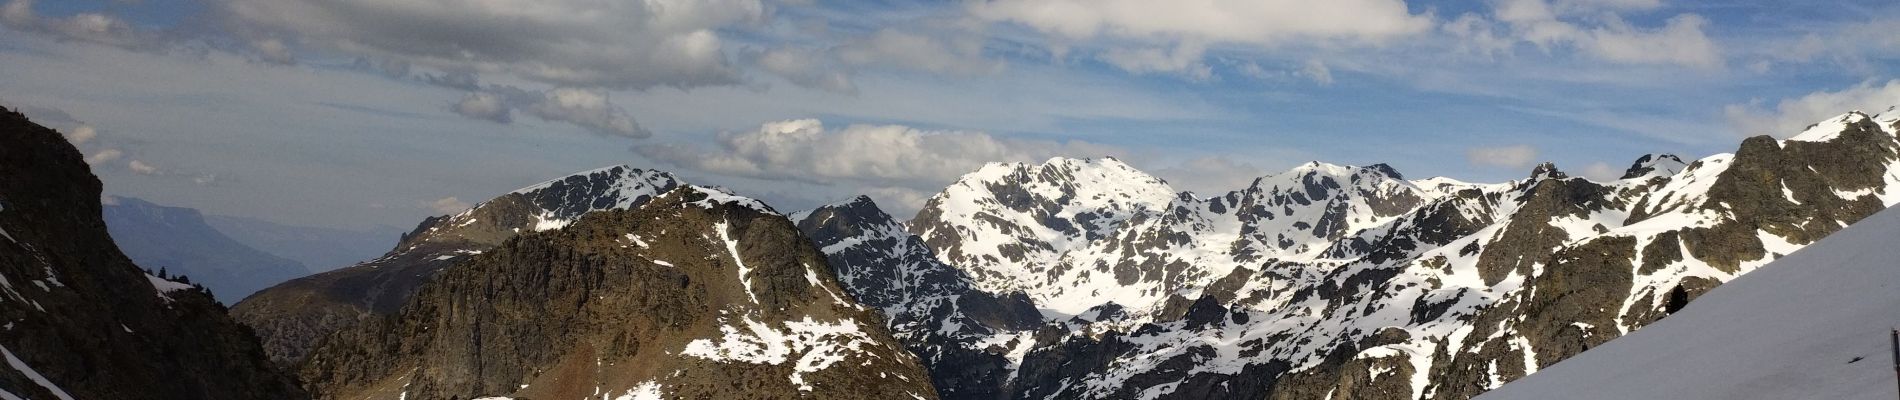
<box><xmin>0</xmin><ymin>107</ymin><xmax>305</xmax><ymax>399</ymax></box>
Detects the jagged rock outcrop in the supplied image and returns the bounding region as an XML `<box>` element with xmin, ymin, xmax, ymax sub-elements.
<box><xmin>0</xmin><ymin>107</ymin><xmax>305</xmax><ymax>399</ymax></box>
<box><xmin>232</xmin><ymin>165</ymin><xmax>679</xmax><ymax>367</ymax></box>
<box><xmin>300</xmin><ymin>187</ymin><xmax>936</xmax><ymax>400</ymax></box>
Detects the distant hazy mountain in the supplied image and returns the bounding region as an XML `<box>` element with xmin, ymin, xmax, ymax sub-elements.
<box><xmin>103</xmin><ymin>196</ymin><xmax>311</xmax><ymax>302</ymax></box>
<box><xmin>205</xmin><ymin>214</ymin><xmax>403</xmax><ymax>272</ymax></box>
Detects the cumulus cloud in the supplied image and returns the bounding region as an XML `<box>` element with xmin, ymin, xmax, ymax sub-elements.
<box><xmin>65</xmin><ymin>124</ymin><xmax>97</xmax><ymax>145</ymax></box>
<box><xmin>128</xmin><ymin>159</ymin><xmax>160</xmax><ymax>175</ymax></box>
<box><xmin>524</xmin><ymin>89</ymin><xmax>644</xmax><ymax>137</ymax></box>
<box><xmin>213</xmin><ymin>0</ymin><xmax>763</xmax><ymax>90</ymax></box>
<box><xmin>1582</xmin><ymin>15</ymin><xmax>1719</xmax><ymax>68</ymax></box>
<box><xmin>85</xmin><ymin>148</ymin><xmax>123</xmax><ymax>164</ymax></box>
<box><xmin>634</xmin><ymin>119</ymin><xmax>1122</xmax><ymax>188</ymax></box>
<box><xmin>1466</xmin><ymin>144</ymin><xmax>1540</xmax><ymax>169</ymax></box>
<box><xmin>1723</xmin><ymin>80</ymin><xmax>1900</xmax><ymax>138</ymax></box>
<box><xmin>450</xmin><ymin>87</ymin><xmax>648</xmax><ymax>138</ymax></box>
<box><xmin>423</xmin><ymin>197</ymin><xmax>471</xmax><ymax>214</ymax></box>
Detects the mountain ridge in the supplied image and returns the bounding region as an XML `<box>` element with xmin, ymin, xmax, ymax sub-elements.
<box><xmin>231</xmin><ymin>164</ymin><xmax>682</xmax><ymax>367</ymax></box>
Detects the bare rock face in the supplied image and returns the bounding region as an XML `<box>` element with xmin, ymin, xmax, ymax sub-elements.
<box><xmin>232</xmin><ymin>165</ymin><xmax>679</xmax><ymax>367</ymax></box>
<box><xmin>0</xmin><ymin>108</ymin><xmax>305</xmax><ymax>399</ymax></box>
<box><xmin>299</xmin><ymin>187</ymin><xmax>936</xmax><ymax>400</ymax></box>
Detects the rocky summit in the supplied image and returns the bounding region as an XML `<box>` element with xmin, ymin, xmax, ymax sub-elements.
<box><xmin>299</xmin><ymin>186</ymin><xmax>935</xmax><ymax>400</ymax></box>
<box><xmin>231</xmin><ymin>164</ymin><xmax>681</xmax><ymax>367</ymax></box>
<box><xmin>0</xmin><ymin>108</ymin><xmax>304</xmax><ymax>399</ymax></box>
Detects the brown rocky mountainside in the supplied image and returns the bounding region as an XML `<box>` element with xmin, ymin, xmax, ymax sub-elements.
<box><xmin>233</xmin><ymin>165</ymin><xmax>679</xmax><ymax>367</ymax></box>
<box><xmin>299</xmin><ymin>186</ymin><xmax>937</xmax><ymax>399</ymax></box>
<box><xmin>0</xmin><ymin>108</ymin><xmax>305</xmax><ymax>399</ymax></box>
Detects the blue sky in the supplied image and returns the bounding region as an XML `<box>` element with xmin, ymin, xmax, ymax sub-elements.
<box><xmin>1</xmin><ymin>0</ymin><xmax>1897</xmax><ymax>230</ymax></box>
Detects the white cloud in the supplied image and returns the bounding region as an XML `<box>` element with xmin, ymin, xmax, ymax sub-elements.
<box><xmin>1723</xmin><ymin>80</ymin><xmax>1900</xmax><ymax>138</ymax></box>
<box><xmin>214</xmin><ymin>0</ymin><xmax>763</xmax><ymax>90</ymax></box>
<box><xmin>85</xmin><ymin>148</ymin><xmax>123</xmax><ymax>164</ymax></box>
<box><xmin>451</xmin><ymin>92</ymin><xmax>510</xmax><ymax>123</ymax></box>
<box><xmin>1299</xmin><ymin>60</ymin><xmax>1335</xmax><ymax>85</ymax></box>
<box><xmin>65</xmin><ymin>124</ymin><xmax>96</xmax><ymax>145</ymax></box>
<box><xmin>1466</xmin><ymin>144</ymin><xmax>1539</xmax><ymax>168</ymax></box>
<box><xmin>635</xmin><ymin>118</ymin><xmax>1122</xmax><ymax>188</ymax></box>
<box><xmin>1100</xmin><ymin>42</ymin><xmax>1211</xmax><ymax>79</ymax></box>
<box><xmin>128</xmin><ymin>159</ymin><xmax>160</xmax><ymax>175</ymax></box>
<box><xmin>249</xmin><ymin>37</ymin><xmax>294</xmax><ymax>65</ymax></box>
<box><xmin>1583</xmin><ymin>15</ymin><xmax>1719</xmax><ymax>69</ymax></box>
<box><xmin>423</xmin><ymin>196</ymin><xmax>471</xmax><ymax>214</ymax></box>
<box><xmin>523</xmin><ymin>89</ymin><xmax>645</xmax><ymax>138</ymax></box>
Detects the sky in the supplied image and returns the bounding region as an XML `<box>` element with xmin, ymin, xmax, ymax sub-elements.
<box><xmin>1</xmin><ymin>0</ymin><xmax>1898</xmax><ymax>231</ymax></box>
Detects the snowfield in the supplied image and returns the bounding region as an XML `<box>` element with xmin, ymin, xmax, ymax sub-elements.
<box><xmin>1481</xmin><ymin>205</ymin><xmax>1900</xmax><ymax>400</ymax></box>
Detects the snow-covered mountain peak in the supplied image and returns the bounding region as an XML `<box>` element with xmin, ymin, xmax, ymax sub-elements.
<box><xmin>399</xmin><ymin>165</ymin><xmax>682</xmax><ymax>250</ymax></box>
<box><xmin>507</xmin><ymin>165</ymin><xmax>679</xmax><ymax>216</ymax></box>
<box><xmin>1876</xmin><ymin>105</ymin><xmax>1900</xmax><ymax>133</ymax></box>
<box><xmin>674</xmin><ymin>185</ymin><xmax>778</xmax><ymax>215</ymax></box>
<box><xmin>1248</xmin><ymin>161</ymin><xmax>1417</xmax><ymax>195</ymax></box>
<box><xmin>1413</xmin><ymin>176</ymin><xmax>1504</xmax><ymax>197</ymax></box>
<box><xmin>1788</xmin><ymin>111</ymin><xmax>1877</xmax><ymax>142</ymax></box>
<box><xmin>1620</xmin><ymin>153</ymin><xmax>1687</xmax><ymax>180</ymax></box>
<box><xmin>909</xmin><ymin>156</ymin><xmax>1179</xmax><ymax>297</ymax></box>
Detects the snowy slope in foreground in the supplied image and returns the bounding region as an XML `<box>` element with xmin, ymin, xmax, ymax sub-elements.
<box><xmin>1481</xmin><ymin>205</ymin><xmax>1900</xmax><ymax>400</ymax></box>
